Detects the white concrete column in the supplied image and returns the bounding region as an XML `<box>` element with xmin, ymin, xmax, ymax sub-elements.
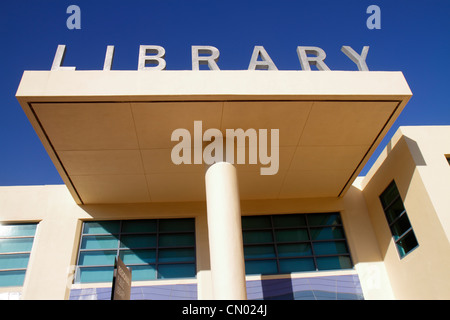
<box><xmin>205</xmin><ymin>161</ymin><xmax>247</xmax><ymax>300</ymax></box>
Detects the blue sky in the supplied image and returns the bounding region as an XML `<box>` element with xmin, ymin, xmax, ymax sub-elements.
<box><xmin>0</xmin><ymin>0</ymin><xmax>449</xmax><ymax>185</ymax></box>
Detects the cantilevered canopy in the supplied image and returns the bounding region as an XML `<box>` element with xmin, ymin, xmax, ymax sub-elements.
<box><xmin>16</xmin><ymin>71</ymin><xmax>411</xmax><ymax>204</ymax></box>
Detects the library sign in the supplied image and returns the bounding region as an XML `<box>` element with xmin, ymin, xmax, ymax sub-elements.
<box><xmin>51</xmin><ymin>45</ymin><xmax>370</xmax><ymax>71</ymax></box>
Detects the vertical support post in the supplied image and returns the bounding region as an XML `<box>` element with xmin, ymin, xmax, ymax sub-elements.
<box><xmin>205</xmin><ymin>161</ymin><xmax>247</xmax><ymax>300</ymax></box>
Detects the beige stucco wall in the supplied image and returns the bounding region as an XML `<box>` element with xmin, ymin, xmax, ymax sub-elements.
<box><xmin>361</xmin><ymin>126</ymin><xmax>450</xmax><ymax>299</ymax></box>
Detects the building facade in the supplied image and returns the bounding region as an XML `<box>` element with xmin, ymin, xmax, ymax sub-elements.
<box><xmin>0</xmin><ymin>70</ymin><xmax>449</xmax><ymax>299</ymax></box>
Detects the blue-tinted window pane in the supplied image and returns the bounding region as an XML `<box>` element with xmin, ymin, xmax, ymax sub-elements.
<box><xmin>158</xmin><ymin>264</ymin><xmax>196</xmax><ymax>279</ymax></box>
<box><xmin>244</xmin><ymin>245</ymin><xmax>276</xmax><ymax>259</ymax></box>
<box><xmin>273</xmin><ymin>215</ymin><xmax>306</xmax><ymax>228</ymax></box>
<box><xmin>245</xmin><ymin>260</ymin><xmax>278</xmax><ymax>275</ymax></box>
<box><xmin>313</xmin><ymin>241</ymin><xmax>349</xmax><ymax>255</ymax></box>
<box><xmin>0</xmin><ymin>254</ymin><xmax>30</xmax><ymax>270</ymax></box>
<box><xmin>159</xmin><ymin>234</ymin><xmax>195</xmax><ymax>247</ymax></box>
<box><xmin>275</xmin><ymin>229</ymin><xmax>308</xmax><ymax>242</ymax></box>
<box><xmin>78</xmin><ymin>251</ymin><xmax>116</xmax><ymax>266</ymax></box>
<box><xmin>83</xmin><ymin>221</ymin><xmax>120</xmax><ymax>235</ymax></box>
<box><xmin>390</xmin><ymin>214</ymin><xmax>413</xmax><ymax>240</ymax></box>
<box><xmin>279</xmin><ymin>258</ymin><xmax>315</xmax><ymax>273</ymax></box>
<box><xmin>310</xmin><ymin>227</ymin><xmax>344</xmax><ymax>240</ymax></box>
<box><xmin>159</xmin><ymin>219</ymin><xmax>195</xmax><ymax>232</ymax></box>
<box><xmin>277</xmin><ymin>243</ymin><xmax>312</xmax><ymax>257</ymax></box>
<box><xmin>0</xmin><ymin>270</ymin><xmax>26</xmax><ymax>287</ymax></box>
<box><xmin>0</xmin><ymin>238</ymin><xmax>34</xmax><ymax>253</ymax></box>
<box><xmin>316</xmin><ymin>256</ymin><xmax>352</xmax><ymax>270</ymax></box>
<box><xmin>308</xmin><ymin>213</ymin><xmax>341</xmax><ymax>226</ymax></box>
<box><xmin>242</xmin><ymin>216</ymin><xmax>272</xmax><ymax>230</ymax></box>
<box><xmin>384</xmin><ymin>198</ymin><xmax>406</xmax><ymax>223</ymax></box>
<box><xmin>77</xmin><ymin>266</ymin><xmax>114</xmax><ymax>283</ymax></box>
<box><xmin>122</xmin><ymin>220</ymin><xmax>156</xmax><ymax>233</ymax></box>
<box><xmin>120</xmin><ymin>249</ymin><xmax>156</xmax><ymax>264</ymax></box>
<box><xmin>120</xmin><ymin>235</ymin><xmax>156</xmax><ymax>249</ymax></box>
<box><xmin>243</xmin><ymin>231</ymin><xmax>273</xmax><ymax>244</ymax></box>
<box><xmin>130</xmin><ymin>265</ymin><xmax>156</xmax><ymax>281</ymax></box>
<box><xmin>396</xmin><ymin>231</ymin><xmax>419</xmax><ymax>258</ymax></box>
<box><xmin>0</xmin><ymin>224</ymin><xmax>37</xmax><ymax>237</ymax></box>
<box><xmin>81</xmin><ymin>235</ymin><xmax>118</xmax><ymax>250</ymax></box>
<box><xmin>380</xmin><ymin>182</ymin><xmax>399</xmax><ymax>208</ymax></box>
<box><xmin>158</xmin><ymin>248</ymin><xmax>195</xmax><ymax>263</ymax></box>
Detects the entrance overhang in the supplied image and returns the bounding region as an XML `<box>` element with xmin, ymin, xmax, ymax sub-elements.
<box><xmin>16</xmin><ymin>70</ymin><xmax>412</xmax><ymax>204</ymax></box>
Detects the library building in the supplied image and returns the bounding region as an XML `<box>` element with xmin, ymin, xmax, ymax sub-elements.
<box><xmin>1</xmin><ymin>52</ymin><xmax>450</xmax><ymax>299</ymax></box>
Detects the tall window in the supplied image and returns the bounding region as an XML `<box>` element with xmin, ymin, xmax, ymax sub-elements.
<box><xmin>0</xmin><ymin>223</ymin><xmax>37</xmax><ymax>287</ymax></box>
<box><xmin>379</xmin><ymin>181</ymin><xmax>419</xmax><ymax>258</ymax></box>
<box><xmin>75</xmin><ymin>218</ymin><xmax>196</xmax><ymax>283</ymax></box>
<box><xmin>241</xmin><ymin>213</ymin><xmax>353</xmax><ymax>275</ymax></box>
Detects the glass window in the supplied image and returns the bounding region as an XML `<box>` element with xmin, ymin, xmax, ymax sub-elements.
<box><xmin>75</xmin><ymin>219</ymin><xmax>196</xmax><ymax>283</ymax></box>
<box><xmin>241</xmin><ymin>213</ymin><xmax>353</xmax><ymax>275</ymax></box>
<box><xmin>379</xmin><ymin>181</ymin><xmax>419</xmax><ymax>258</ymax></box>
<box><xmin>0</xmin><ymin>223</ymin><xmax>37</xmax><ymax>287</ymax></box>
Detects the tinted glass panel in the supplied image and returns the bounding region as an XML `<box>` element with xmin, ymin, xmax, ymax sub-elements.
<box><xmin>317</xmin><ymin>256</ymin><xmax>352</xmax><ymax>270</ymax></box>
<box><xmin>275</xmin><ymin>229</ymin><xmax>308</xmax><ymax>242</ymax></box>
<box><xmin>242</xmin><ymin>216</ymin><xmax>272</xmax><ymax>230</ymax></box>
<box><xmin>159</xmin><ymin>234</ymin><xmax>195</xmax><ymax>247</ymax></box>
<box><xmin>77</xmin><ymin>266</ymin><xmax>114</xmax><ymax>283</ymax></box>
<box><xmin>122</xmin><ymin>220</ymin><xmax>156</xmax><ymax>233</ymax></box>
<box><xmin>83</xmin><ymin>221</ymin><xmax>120</xmax><ymax>235</ymax></box>
<box><xmin>130</xmin><ymin>265</ymin><xmax>156</xmax><ymax>281</ymax></box>
<box><xmin>273</xmin><ymin>215</ymin><xmax>306</xmax><ymax>228</ymax></box>
<box><xmin>245</xmin><ymin>260</ymin><xmax>278</xmax><ymax>275</ymax></box>
<box><xmin>396</xmin><ymin>231</ymin><xmax>419</xmax><ymax>258</ymax></box>
<box><xmin>310</xmin><ymin>227</ymin><xmax>344</xmax><ymax>240</ymax></box>
<box><xmin>384</xmin><ymin>198</ymin><xmax>406</xmax><ymax>223</ymax></box>
<box><xmin>277</xmin><ymin>243</ymin><xmax>312</xmax><ymax>257</ymax></box>
<box><xmin>158</xmin><ymin>264</ymin><xmax>196</xmax><ymax>279</ymax></box>
<box><xmin>0</xmin><ymin>254</ymin><xmax>30</xmax><ymax>270</ymax></box>
<box><xmin>313</xmin><ymin>241</ymin><xmax>349</xmax><ymax>255</ymax></box>
<box><xmin>159</xmin><ymin>219</ymin><xmax>195</xmax><ymax>232</ymax></box>
<box><xmin>380</xmin><ymin>182</ymin><xmax>400</xmax><ymax>208</ymax></box>
<box><xmin>78</xmin><ymin>250</ymin><xmax>116</xmax><ymax>266</ymax></box>
<box><xmin>0</xmin><ymin>270</ymin><xmax>26</xmax><ymax>287</ymax></box>
<box><xmin>279</xmin><ymin>258</ymin><xmax>315</xmax><ymax>273</ymax></box>
<box><xmin>308</xmin><ymin>213</ymin><xmax>341</xmax><ymax>226</ymax></box>
<box><xmin>243</xmin><ymin>230</ymin><xmax>273</xmax><ymax>244</ymax></box>
<box><xmin>81</xmin><ymin>235</ymin><xmax>118</xmax><ymax>250</ymax></box>
<box><xmin>120</xmin><ymin>235</ymin><xmax>156</xmax><ymax>248</ymax></box>
<box><xmin>244</xmin><ymin>245</ymin><xmax>276</xmax><ymax>259</ymax></box>
<box><xmin>0</xmin><ymin>224</ymin><xmax>37</xmax><ymax>237</ymax></box>
<box><xmin>120</xmin><ymin>249</ymin><xmax>156</xmax><ymax>264</ymax></box>
<box><xmin>0</xmin><ymin>238</ymin><xmax>34</xmax><ymax>253</ymax></box>
<box><xmin>158</xmin><ymin>248</ymin><xmax>195</xmax><ymax>263</ymax></box>
<box><xmin>390</xmin><ymin>214</ymin><xmax>412</xmax><ymax>239</ymax></box>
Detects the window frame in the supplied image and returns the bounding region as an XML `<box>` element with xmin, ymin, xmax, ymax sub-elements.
<box><xmin>241</xmin><ymin>213</ymin><xmax>354</xmax><ymax>276</ymax></box>
<box><xmin>0</xmin><ymin>222</ymin><xmax>38</xmax><ymax>288</ymax></box>
<box><xmin>75</xmin><ymin>218</ymin><xmax>196</xmax><ymax>284</ymax></box>
<box><xmin>379</xmin><ymin>180</ymin><xmax>419</xmax><ymax>259</ymax></box>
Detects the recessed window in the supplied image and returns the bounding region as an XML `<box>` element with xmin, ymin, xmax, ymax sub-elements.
<box><xmin>379</xmin><ymin>181</ymin><xmax>419</xmax><ymax>258</ymax></box>
<box><xmin>75</xmin><ymin>218</ymin><xmax>196</xmax><ymax>283</ymax></box>
<box><xmin>0</xmin><ymin>223</ymin><xmax>38</xmax><ymax>287</ymax></box>
<box><xmin>446</xmin><ymin>156</ymin><xmax>450</xmax><ymax>165</ymax></box>
<box><xmin>241</xmin><ymin>213</ymin><xmax>353</xmax><ymax>275</ymax></box>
